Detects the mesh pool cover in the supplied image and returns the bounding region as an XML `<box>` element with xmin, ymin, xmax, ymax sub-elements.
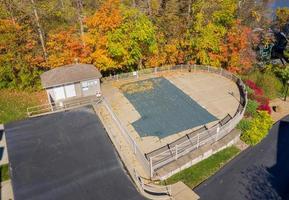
<box><xmin>122</xmin><ymin>77</ymin><xmax>218</xmax><ymax>138</ymax></box>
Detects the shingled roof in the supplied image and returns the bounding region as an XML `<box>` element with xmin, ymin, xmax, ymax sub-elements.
<box><xmin>40</xmin><ymin>64</ymin><xmax>102</xmax><ymax>88</ymax></box>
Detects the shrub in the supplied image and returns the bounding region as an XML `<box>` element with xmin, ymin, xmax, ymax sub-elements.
<box><xmin>240</xmin><ymin>111</ymin><xmax>274</xmax><ymax>145</ymax></box>
<box><xmin>246</xmin><ymin>80</ymin><xmax>271</xmax><ymax>114</ymax></box>
<box><xmin>258</xmin><ymin>103</ymin><xmax>271</xmax><ymax>114</ymax></box>
<box><xmin>244</xmin><ymin>71</ymin><xmax>283</xmax><ymax>99</ymax></box>
<box><xmin>237</xmin><ymin>119</ymin><xmax>252</xmax><ymax>133</ymax></box>
<box><xmin>245</xmin><ymin>99</ymin><xmax>259</xmax><ymax>117</ymax></box>
<box><xmin>257</xmin><ymin>72</ymin><xmax>283</xmax><ymax>99</ymax></box>
<box><xmin>246</xmin><ymin>86</ymin><xmax>254</xmax><ymax>96</ymax></box>
<box><xmin>245</xmin><ymin>80</ymin><xmax>264</xmax><ymax>96</ymax></box>
<box><xmin>274</xmin><ymin>66</ymin><xmax>289</xmax><ymax>84</ymax></box>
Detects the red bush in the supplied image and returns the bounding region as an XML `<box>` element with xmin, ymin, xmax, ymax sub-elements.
<box><xmin>246</xmin><ymin>80</ymin><xmax>257</xmax><ymax>89</ymax></box>
<box><xmin>245</xmin><ymin>80</ymin><xmax>271</xmax><ymax>114</ymax></box>
<box><xmin>245</xmin><ymin>80</ymin><xmax>264</xmax><ymax>96</ymax></box>
<box><xmin>258</xmin><ymin>104</ymin><xmax>271</xmax><ymax>114</ymax></box>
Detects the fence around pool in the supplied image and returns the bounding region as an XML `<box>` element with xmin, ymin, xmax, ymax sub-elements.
<box><xmin>102</xmin><ymin>65</ymin><xmax>247</xmax><ymax>178</ymax></box>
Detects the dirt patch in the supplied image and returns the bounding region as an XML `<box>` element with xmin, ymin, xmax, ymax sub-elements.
<box><xmin>120</xmin><ymin>79</ymin><xmax>157</xmax><ymax>94</ymax></box>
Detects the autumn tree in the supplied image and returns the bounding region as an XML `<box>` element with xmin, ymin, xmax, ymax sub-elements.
<box><xmin>45</xmin><ymin>28</ymin><xmax>89</xmax><ymax>68</ymax></box>
<box><xmin>276</xmin><ymin>7</ymin><xmax>289</xmax><ymax>28</ymax></box>
<box><xmin>107</xmin><ymin>7</ymin><xmax>157</xmax><ymax>70</ymax></box>
<box><xmin>0</xmin><ymin>19</ymin><xmax>43</xmax><ymax>89</ymax></box>
<box><xmin>84</xmin><ymin>0</ymin><xmax>122</xmax><ymax>71</ymax></box>
<box><xmin>188</xmin><ymin>0</ymin><xmax>238</xmax><ymax>67</ymax></box>
<box><xmin>221</xmin><ymin>21</ymin><xmax>255</xmax><ymax>73</ymax></box>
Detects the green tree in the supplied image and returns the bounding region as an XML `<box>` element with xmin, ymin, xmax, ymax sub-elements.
<box><xmin>108</xmin><ymin>7</ymin><xmax>157</xmax><ymax>70</ymax></box>
<box><xmin>188</xmin><ymin>0</ymin><xmax>238</xmax><ymax>66</ymax></box>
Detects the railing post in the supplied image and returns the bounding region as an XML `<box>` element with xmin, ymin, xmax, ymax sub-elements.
<box><xmin>150</xmin><ymin>158</ymin><xmax>153</xmax><ymax>178</ymax></box>
<box><xmin>197</xmin><ymin>134</ymin><xmax>200</xmax><ymax>149</ymax></box>
<box><xmin>134</xmin><ymin>140</ymin><xmax>137</xmax><ymax>154</ymax></box>
<box><xmin>216</xmin><ymin>126</ymin><xmax>220</xmax><ymax>142</ymax></box>
<box><xmin>175</xmin><ymin>144</ymin><xmax>178</xmax><ymax>160</ymax></box>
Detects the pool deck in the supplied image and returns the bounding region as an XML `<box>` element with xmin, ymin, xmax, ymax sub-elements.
<box><xmin>101</xmin><ymin>71</ymin><xmax>240</xmax><ymax>154</ymax></box>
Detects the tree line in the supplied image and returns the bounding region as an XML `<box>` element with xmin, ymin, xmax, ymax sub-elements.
<box><xmin>0</xmin><ymin>0</ymin><xmax>284</xmax><ymax>89</ymax></box>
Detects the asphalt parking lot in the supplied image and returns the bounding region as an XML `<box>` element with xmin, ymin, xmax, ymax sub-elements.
<box><xmin>5</xmin><ymin>106</ymin><xmax>146</xmax><ymax>200</ymax></box>
<box><xmin>195</xmin><ymin>115</ymin><xmax>289</xmax><ymax>200</ymax></box>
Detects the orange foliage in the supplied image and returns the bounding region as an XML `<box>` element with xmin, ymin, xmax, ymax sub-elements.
<box><xmin>45</xmin><ymin>29</ymin><xmax>89</xmax><ymax>68</ymax></box>
<box><xmin>83</xmin><ymin>0</ymin><xmax>123</xmax><ymax>71</ymax></box>
<box><xmin>146</xmin><ymin>38</ymin><xmax>187</xmax><ymax>67</ymax></box>
<box><xmin>0</xmin><ymin>19</ymin><xmax>44</xmax><ymax>67</ymax></box>
<box><xmin>84</xmin><ymin>0</ymin><xmax>122</xmax><ymax>33</ymax></box>
<box><xmin>220</xmin><ymin>21</ymin><xmax>255</xmax><ymax>73</ymax></box>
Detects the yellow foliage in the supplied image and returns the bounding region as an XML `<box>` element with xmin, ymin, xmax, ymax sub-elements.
<box><xmin>83</xmin><ymin>0</ymin><xmax>123</xmax><ymax>71</ymax></box>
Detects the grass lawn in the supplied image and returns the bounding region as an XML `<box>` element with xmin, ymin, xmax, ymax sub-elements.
<box><xmin>161</xmin><ymin>146</ymin><xmax>240</xmax><ymax>188</ymax></box>
<box><xmin>0</xmin><ymin>89</ymin><xmax>47</xmax><ymax>124</ymax></box>
<box><xmin>1</xmin><ymin>164</ymin><xmax>9</xmax><ymax>182</ymax></box>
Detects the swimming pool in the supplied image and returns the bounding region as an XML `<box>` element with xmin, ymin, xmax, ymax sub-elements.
<box><xmin>122</xmin><ymin>77</ymin><xmax>218</xmax><ymax>138</ymax></box>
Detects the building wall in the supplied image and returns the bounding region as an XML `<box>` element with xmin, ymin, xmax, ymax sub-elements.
<box><xmin>80</xmin><ymin>79</ymin><xmax>101</xmax><ymax>97</ymax></box>
<box><xmin>47</xmin><ymin>79</ymin><xmax>100</xmax><ymax>105</ymax></box>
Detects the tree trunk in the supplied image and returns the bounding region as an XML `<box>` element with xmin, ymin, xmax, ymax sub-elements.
<box><xmin>138</xmin><ymin>58</ymin><xmax>143</xmax><ymax>70</ymax></box>
<box><xmin>146</xmin><ymin>0</ymin><xmax>152</xmax><ymax>16</ymax></box>
<box><xmin>30</xmin><ymin>0</ymin><xmax>48</xmax><ymax>61</ymax></box>
<box><xmin>187</xmin><ymin>0</ymin><xmax>192</xmax><ymax>27</ymax></box>
<box><xmin>132</xmin><ymin>0</ymin><xmax>136</xmax><ymax>8</ymax></box>
<box><xmin>59</xmin><ymin>0</ymin><xmax>64</xmax><ymax>9</ymax></box>
<box><xmin>4</xmin><ymin>0</ymin><xmax>16</xmax><ymax>24</ymax></box>
<box><xmin>75</xmin><ymin>0</ymin><xmax>85</xmax><ymax>44</ymax></box>
<box><xmin>158</xmin><ymin>0</ymin><xmax>167</xmax><ymax>15</ymax></box>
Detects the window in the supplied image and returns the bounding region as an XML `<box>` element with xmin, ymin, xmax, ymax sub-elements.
<box><xmin>64</xmin><ymin>84</ymin><xmax>76</xmax><ymax>98</ymax></box>
<box><xmin>81</xmin><ymin>80</ymin><xmax>97</xmax><ymax>91</ymax></box>
<box><xmin>54</xmin><ymin>87</ymin><xmax>65</xmax><ymax>100</ymax></box>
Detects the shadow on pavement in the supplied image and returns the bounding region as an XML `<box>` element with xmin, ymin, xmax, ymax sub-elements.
<box><xmin>195</xmin><ymin>115</ymin><xmax>289</xmax><ymax>200</ymax></box>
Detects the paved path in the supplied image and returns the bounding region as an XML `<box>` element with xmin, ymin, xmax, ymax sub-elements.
<box><xmin>270</xmin><ymin>98</ymin><xmax>289</xmax><ymax>122</ymax></box>
<box><xmin>195</xmin><ymin>115</ymin><xmax>289</xmax><ymax>200</ymax></box>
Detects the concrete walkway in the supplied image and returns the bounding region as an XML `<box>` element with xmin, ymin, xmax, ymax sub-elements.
<box><xmin>96</xmin><ymin>103</ymin><xmax>200</xmax><ymax>199</ymax></box>
<box><xmin>171</xmin><ymin>182</ymin><xmax>199</xmax><ymax>200</ymax></box>
<box><xmin>270</xmin><ymin>98</ymin><xmax>289</xmax><ymax>122</ymax></box>
<box><xmin>1</xmin><ymin>180</ymin><xmax>13</xmax><ymax>200</ymax></box>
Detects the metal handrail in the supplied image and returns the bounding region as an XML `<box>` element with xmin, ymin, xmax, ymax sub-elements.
<box><xmin>134</xmin><ymin>170</ymin><xmax>172</xmax><ymax>199</ymax></box>
<box><xmin>27</xmin><ymin>96</ymin><xmax>103</xmax><ymax>117</ymax></box>
<box><xmin>102</xmin><ymin>98</ymin><xmax>151</xmax><ymax>177</ymax></box>
<box><xmin>150</xmin><ymin>108</ymin><xmax>244</xmax><ymax>172</ymax></box>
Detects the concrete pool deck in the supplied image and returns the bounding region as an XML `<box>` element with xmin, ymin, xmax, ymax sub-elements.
<box><xmin>101</xmin><ymin>71</ymin><xmax>240</xmax><ymax>154</ymax></box>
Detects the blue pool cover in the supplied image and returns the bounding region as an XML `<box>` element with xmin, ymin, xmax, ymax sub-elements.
<box><xmin>122</xmin><ymin>77</ymin><xmax>218</xmax><ymax>138</ymax></box>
